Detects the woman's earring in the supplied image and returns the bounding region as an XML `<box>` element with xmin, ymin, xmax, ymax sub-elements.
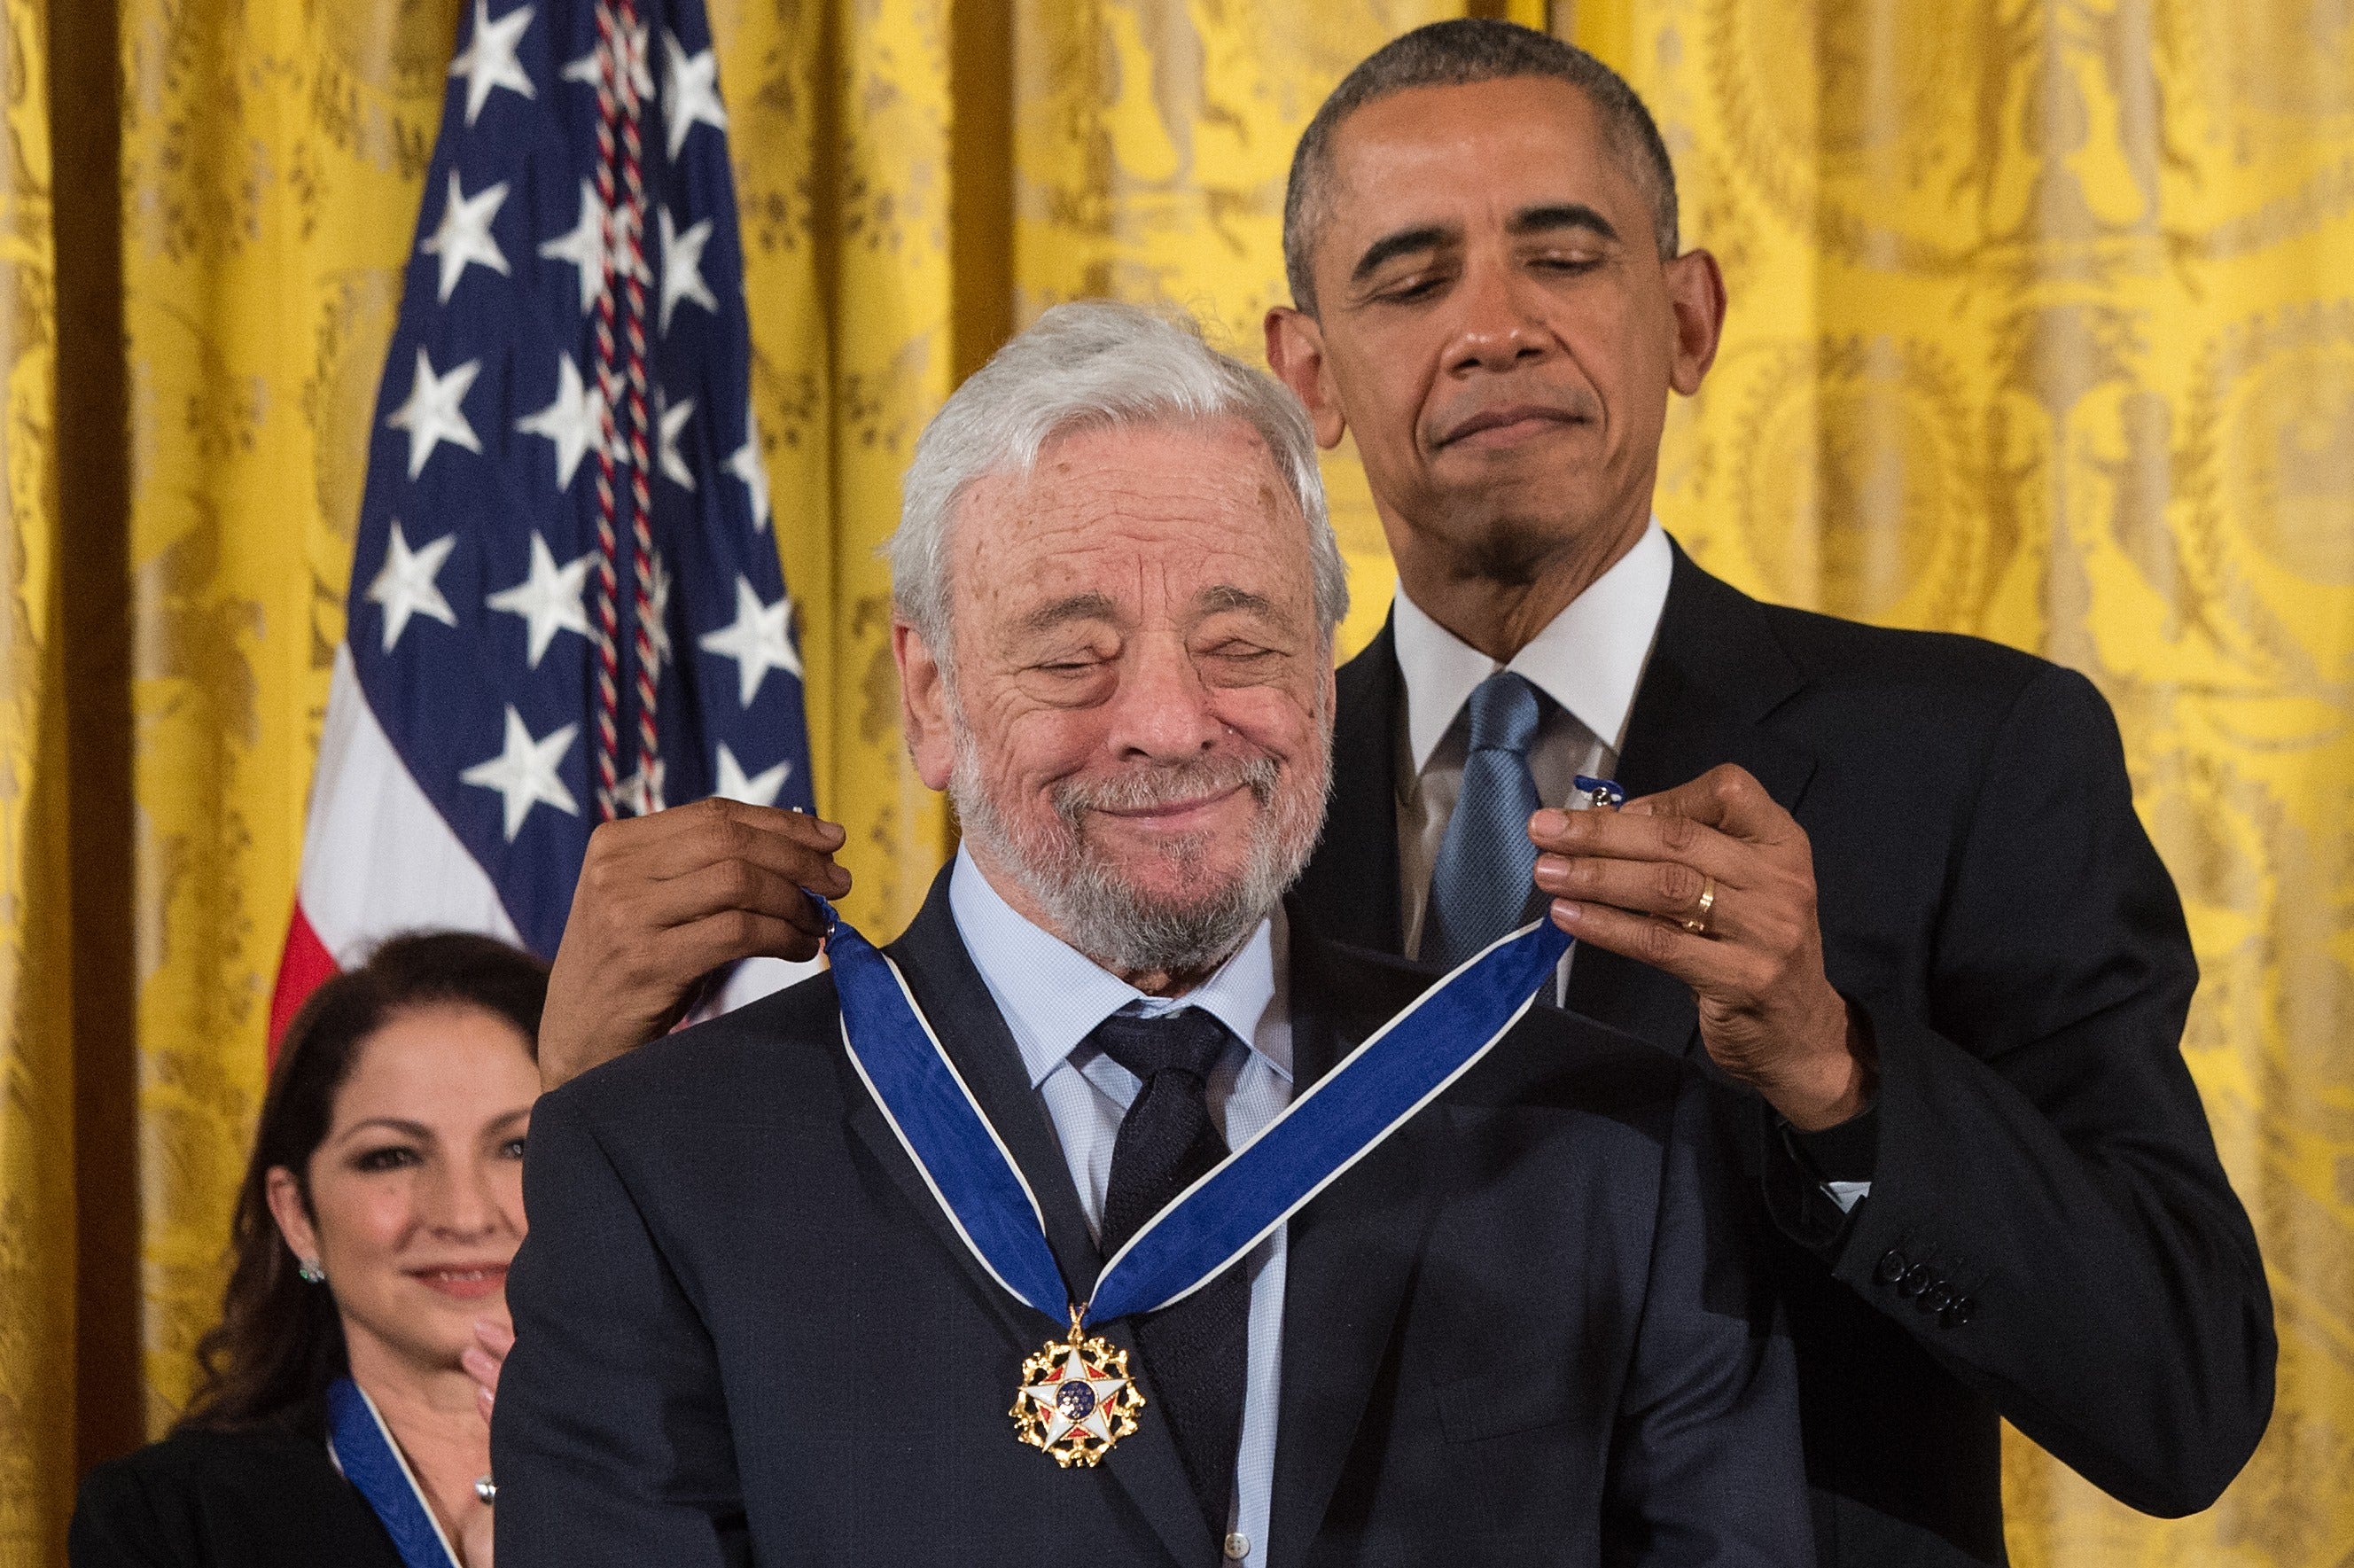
<box><xmin>297</xmin><ymin>1258</ymin><xmax>327</xmax><ymax>1284</ymax></box>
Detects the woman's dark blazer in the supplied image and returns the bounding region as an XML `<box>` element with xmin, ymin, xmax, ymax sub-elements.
<box><xmin>70</xmin><ymin>1424</ymin><xmax>405</xmax><ymax>1568</ymax></box>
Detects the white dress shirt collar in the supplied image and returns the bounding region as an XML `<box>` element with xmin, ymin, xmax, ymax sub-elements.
<box><xmin>1391</xmin><ymin>519</ymin><xmax>1673</xmax><ymax>772</ymax></box>
<box><xmin>947</xmin><ymin>844</ymin><xmax>1290</xmax><ymax>1089</ymax></box>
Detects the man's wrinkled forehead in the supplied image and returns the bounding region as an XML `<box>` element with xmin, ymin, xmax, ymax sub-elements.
<box><xmin>948</xmin><ymin>422</ymin><xmax>1310</xmax><ymax>612</ymax></box>
<box><xmin>1002</xmin><ymin>582</ymin><xmax>1290</xmax><ymax>640</ymax></box>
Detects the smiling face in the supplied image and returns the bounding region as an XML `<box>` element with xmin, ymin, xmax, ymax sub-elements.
<box><xmin>266</xmin><ymin>1004</ymin><xmax>537</xmax><ymax>1377</ymax></box>
<box><xmin>896</xmin><ymin>417</ymin><xmax>1335</xmax><ymax>985</ymax></box>
<box><xmin>1268</xmin><ymin>74</ymin><xmax>1724</xmax><ymax>644</ymax></box>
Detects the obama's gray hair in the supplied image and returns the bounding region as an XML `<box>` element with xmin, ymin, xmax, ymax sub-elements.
<box><xmin>890</xmin><ymin>301</ymin><xmax>1349</xmax><ymax>656</ymax></box>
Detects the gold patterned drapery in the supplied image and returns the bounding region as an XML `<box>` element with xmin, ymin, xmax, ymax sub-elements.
<box><xmin>0</xmin><ymin>0</ymin><xmax>71</xmax><ymax>1562</ymax></box>
<box><xmin>2</xmin><ymin>1</ymin><xmax>2348</xmax><ymax>1564</ymax></box>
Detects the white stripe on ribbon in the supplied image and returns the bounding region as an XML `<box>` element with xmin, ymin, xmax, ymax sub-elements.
<box><xmin>836</xmin><ymin>957</ymin><xmax>1069</xmax><ymax>1320</ymax></box>
<box><xmin>1091</xmin><ymin>917</ymin><xmax>1561</xmax><ymax>1320</ymax></box>
<box><xmin>830</xmin><ymin>904</ymin><xmax>1568</xmax><ymax>1330</ymax></box>
<box><xmin>326</xmin><ymin>1378</ymin><xmax>464</xmax><ymax>1568</ymax></box>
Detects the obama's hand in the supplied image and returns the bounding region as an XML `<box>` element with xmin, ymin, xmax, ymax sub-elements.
<box><xmin>1531</xmin><ymin>764</ymin><xmax>1873</xmax><ymax>1130</ymax></box>
<box><xmin>540</xmin><ymin>797</ymin><xmax>851</xmax><ymax>1091</ymax></box>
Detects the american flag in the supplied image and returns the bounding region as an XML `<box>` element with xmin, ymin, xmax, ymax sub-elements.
<box><xmin>271</xmin><ymin>0</ymin><xmax>814</xmax><ymax>1040</ymax></box>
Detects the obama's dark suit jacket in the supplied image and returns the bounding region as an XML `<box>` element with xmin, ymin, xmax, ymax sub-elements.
<box><xmin>1294</xmin><ymin>542</ymin><xmax>2274</xmax><ymax>1567</ymax></box>
<box><xmin>494</xmin><ymin>869</ymin><xmax>1814</xmax><ymax>1567</ymax></box>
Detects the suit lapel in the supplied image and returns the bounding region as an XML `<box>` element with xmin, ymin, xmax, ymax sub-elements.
<box><xmin>1265</xmin><ymin>923</ymin><xmax>1442</xmax><ymax>1568</ymax></box>
<box><xmin>879</xmin><ymin>871</ymin><xmax>1103</xmax><ymax>1297</ymax></box>
<box><xmin>1296</xmin><ymin>619</ymin><xmax>1406</xmax><ymax>954</ymax></box>
<box><xmin>1566</xmin><ymin>544</ymin><xmax>1820</xmax><ymax>1057</ymax></box>
<box><xmin>857</xmin><ymin>868</ymin><xmax>1217</xmax><ymax>1568</ymax></box>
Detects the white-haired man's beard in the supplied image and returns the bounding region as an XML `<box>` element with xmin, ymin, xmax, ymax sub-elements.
<box><xmin>950</xmin><ymin>725</ymin><xmax>1330</xmax><ymax>978</ymax></box>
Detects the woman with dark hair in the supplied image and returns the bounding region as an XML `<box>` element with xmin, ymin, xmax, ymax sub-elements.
<box><xmin>71</xmin><ymin>931</ymin><xmax>548</xmax><ymax>1568</ymax></box>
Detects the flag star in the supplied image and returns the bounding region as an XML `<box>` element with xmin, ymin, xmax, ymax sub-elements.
<box><xmin>448</xmin><ymin>0</ymin><xmax>536</xmax><ymax>127</ymax></box>
<box><xmin>419</xmin><ymin>173</ymin><xmax>511</xmax><ymax>302</ymax></box>
<box><xmin>713</xmin><ymin>742</ymin><xmax>791</xmax><ymax>807</ymax></box>
<box><xmin>643</xmin><ymin>549</ymin><xmax>674</xmax><ymax>675</ymax></box>
<box><xmin>663</xmin><ymin>31</ymin><xmax>729</xmax><ymax>157</ymax></box>
<box><xmin>728</xmin><ymin>405</ymin><xmax>771</xmax><ymax>533</ymax></box>
<box><xmin>365</xmin><ymin>520</ymin><xmax>459</xmax><ymax>652</ymax></box>
<box><xmin>515</xmin><ymin>353</ymin><xmax>610</xmax><ymax>491</ymax></box>
<box><xmin>385</xmin><ymin>347</ymin><xmax>483</xmax><ymax>479</ymax></box>
<box><xmin>486</xmin><ymin>532</ymin><xmax>592</xmax><ymax>667</ymax></box>
<box><xmin>537</xmin><ymin>180</ymin><xmax>607</xmax><ymax>314</ymax></box>
<box><xmin>658</xmin><ymin>393</ymin><xmax>697</xmax><ymax>490</ymax></box>
<box><xmin>603</xmin><ymin>760</ymin><xmax>666</xmax><ymax>818</ymax></box>
<box><xmin>698</xmin><ymin>576</ymin><xmax>801</xmax><ymax>706</ymax></box>
<box><xmin>659</xmin><ymin>207</ymin><xmax>718</xmax><ymax>334</ymax></box>
<box><xmin>539</xmin><ymin>179</ymin><xmax>642</xmax><ymax>316</ymax></box>
<box><xmin>461</xmin><ymin>706</ymin><xmax>581</xmax><ymax>840</ymax></box>
<box><xmin>560</xmin><ymin>20</ymin><xmax>651</xmax><ymax>101</ymax></box>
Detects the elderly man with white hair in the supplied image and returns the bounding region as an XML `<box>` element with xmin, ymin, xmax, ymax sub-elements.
<box><xmin>492</xmin><ymin>303</ymin><xmax>1813</xmax><ymax>1568</ymax></box>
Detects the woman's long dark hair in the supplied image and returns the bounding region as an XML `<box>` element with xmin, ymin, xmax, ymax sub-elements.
<box><xmin>175</xmin><ymin>931</ymin><xmax>548</xmax><ymax>1435</ymax></box>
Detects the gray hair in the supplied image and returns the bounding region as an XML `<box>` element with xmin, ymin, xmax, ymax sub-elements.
<box><xmin>890</xmin><ymin>301</ymin><xmax>1349</xmax><ymax>656</ymax></box>
<box><xmin>1283</xmin><ymin>20</ymin><xmax>1680</xmax><ymax>317</ymax></box>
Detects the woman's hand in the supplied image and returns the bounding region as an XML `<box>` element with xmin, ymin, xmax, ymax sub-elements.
<box><xmin>461</xmin><ymin>1317</ymin><xmax>511</xmax><ymax>1424</ymax></box>
<box><xmin>458</xmin><ymin>1318</ymin><xmax>512</xmax><ymax>1566</ymax></box>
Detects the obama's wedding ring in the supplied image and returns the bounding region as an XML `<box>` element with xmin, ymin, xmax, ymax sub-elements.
<box><xmin>1681</xmin><ymin>876</ymin><xmax>1718</xmax><ymax>937</ymax></box>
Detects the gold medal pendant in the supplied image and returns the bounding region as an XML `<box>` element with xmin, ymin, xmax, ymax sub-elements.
<box><xmin>1010</xmin><ymin>1307</ymin><xmax>1145</xmax><ymax>1466</ymax></box>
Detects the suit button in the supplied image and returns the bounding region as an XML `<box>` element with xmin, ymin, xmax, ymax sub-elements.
<box><xmin>1898</xmin><ymin>1263</ymin><xmax>1933</xmax><ymax>1298</ymax></box>
<box><xmin>1940</xmin><ymin>1295</ymin><xmax>1977</xmax><ymax>1329</ymax></box>
<box><xmin>1225</xmin><ymin>1533</ymin><xmax>1251</xmax><ymax>1560</ymax></box>
<box><xmin>1920</xmin><ymin>1283</ymin><xmax>1954</xmax><ymax>1314</ymax></box>
<box><xmin>1875</xmin><ymin>1249</ymin><xmax>1908</xmax><ymax>1286</ymax></box>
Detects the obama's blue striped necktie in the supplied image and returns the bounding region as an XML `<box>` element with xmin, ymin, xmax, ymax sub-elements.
<box><xmin>1420</xmin><ymin>670</ymin><xmax>1546</xmax><ymax>969</ymax></box>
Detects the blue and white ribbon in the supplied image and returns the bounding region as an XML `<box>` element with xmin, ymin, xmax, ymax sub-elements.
<box><xmin>327</xmin><ymin>1377</ymin><xmax>464</xmax><ymax>1568</ymax></box>
<box><xmin>826</xmin><ymin>897</ymin><xmax>1571</xmax><ymax>1330</ymax></box>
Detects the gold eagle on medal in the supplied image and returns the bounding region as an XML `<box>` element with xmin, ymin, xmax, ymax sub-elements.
<box><xmin>1011</xmin><ymin>1320</ymin><xmax>1145</xmax><ymax>1467</ymax></box>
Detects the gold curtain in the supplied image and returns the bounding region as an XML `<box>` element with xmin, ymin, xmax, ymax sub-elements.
<box><xmin>4</xmin><ymin>0</ymin><xmax>2350</xmax><ymax>1564</ymax></box>
<box><xmin>0</xmin><ymin>0</ymin><xmax>72</xmax><ymax>1562</ymax></box>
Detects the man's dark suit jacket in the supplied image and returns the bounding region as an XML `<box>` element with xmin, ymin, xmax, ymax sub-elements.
<box><xmin>1294</xmin><ymin>542</ymin><xmax>2275</xmax><ymax>1566</ymax></box>
<box><xmin>495</xmin><ymin>869</ymin><xmax>1815</xmax><ymax>1567</ymax></box>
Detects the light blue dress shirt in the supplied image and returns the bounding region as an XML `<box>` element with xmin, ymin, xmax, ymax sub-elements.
<box><xmin>949</xmin><ymin>846</ymin><xmax>1290</xmax><ymax>1566</ymax></box>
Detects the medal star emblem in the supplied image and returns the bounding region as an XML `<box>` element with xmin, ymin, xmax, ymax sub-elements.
<box><xmin>1011</xmin><ymin>1330</ymin><xmax>1144</xmax><ymax>1467</ymax></box>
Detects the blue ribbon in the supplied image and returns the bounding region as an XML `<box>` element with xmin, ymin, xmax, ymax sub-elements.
<box><xmin>1573</xmin><ymin>774</ymin><xmax>1626</xmax><ymax>810</ymax></box>
<box><xmin>327</xmin><ymin>1377</ymin><xmax>463</xmax><ymax>1568</ymax></box>
<box><xmin>825</xmin><ymin>894</ymin><xmax>1571</xmax><ymax>1330</ymax></box>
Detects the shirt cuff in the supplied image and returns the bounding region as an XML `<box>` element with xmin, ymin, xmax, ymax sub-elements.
<box><xmin>1823</xmin><ymin>1180</ymin><xmax>1872</xmax><ymax>1213</ymax></box>
<box><xmin>1764</xmin><ymin>1101</ymin><xmax>1881</xmax><ymax>1249</ymax></box>
<box><xmin>1789</xmin><ymin>1101</ymin><xmax>1880</xmax><ymax>1183</ymax></box>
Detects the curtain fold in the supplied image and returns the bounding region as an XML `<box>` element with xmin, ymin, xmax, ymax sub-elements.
<box><xmin>118</xmin><ymin>0</ymin><xmax>471</xmax><ymax>1443</ymax></box>
<box><xmin>2</xmin><ymin>2</ymin><xmax>2349</xmax><ymax>1564</ymax></box>
<box><xmin>0</xmin><ymin>3</ymin><xmax>73</xmax><ymax>1558</ymax></box>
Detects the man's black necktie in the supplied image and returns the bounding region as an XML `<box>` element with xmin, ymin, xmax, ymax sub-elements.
<box><xmin>1094</xmin><ymin>1009</ymin><xmax>1251</xmax><ymax>1541</ymax></box>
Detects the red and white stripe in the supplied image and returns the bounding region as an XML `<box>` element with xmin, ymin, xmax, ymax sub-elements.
<box><xmin>269</xmin><ymin>646</ymin><xmax>804</xmax><ymax>1048</ymax></box>
<box><xmin>269</xmin><ymin>647</ymin><xmax>524</xmax><ymax>1047</ymax></box>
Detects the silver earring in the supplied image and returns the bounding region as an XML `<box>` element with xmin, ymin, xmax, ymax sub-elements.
<box><xmin>297</xmin><ymin>1258</ymin><xmax>326</xmax><ymax>1284</ymax></box>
